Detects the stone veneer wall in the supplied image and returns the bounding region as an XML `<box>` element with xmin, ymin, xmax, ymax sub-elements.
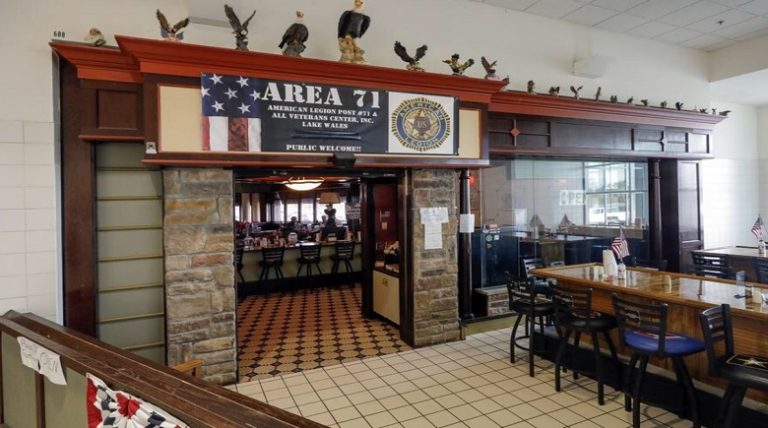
<box><xmin>410</xmin><ymin>169</ymin><xmax>461</xmax><ymax>347</ymax></box>
<box><xmin>163</xmin><ymin>168</ymin><xmax>236</xmax><ymax>384</ymax></box>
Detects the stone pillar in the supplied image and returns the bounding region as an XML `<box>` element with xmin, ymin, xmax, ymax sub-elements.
<box><xmin>410</xmin><ymin>169</ymin><xmax>461</xmax><ymax>347</ymax></box>
<box><xmin>163</xmin><ymin>168</ymin><xmax>236</xmax><ymax>385</ymax></box>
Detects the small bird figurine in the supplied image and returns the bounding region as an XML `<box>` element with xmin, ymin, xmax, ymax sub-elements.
<box><xmin>675</xmin><ymin>102</ymin><xmax>684</xmax><ymax>110</ymax></box>
<box><xmin>84</xmin><ymin>28</ymin><xmax>106</xmax><ymax>47</ymax></box>
<box><xmin>156</xmin><ymin>9</ymin><xmax>189</xmax><ymax>41</ymax></box>
<box><xmin>627</xmin><ymin>97</ymin><xmax>634</xmax><ymax>104</ymax></box>
<box><xmin>480</xmin><ymin>56</ymin><xmax>509</xmax><ymax>83</ymax></box>
<box><xmin>279</xmin><ymin>11</ymin><xmax>309</xmax><ymax>57</ymax></box>
<box><xmin>610</xmin><ymin>95</ymin><xmax>618</xmax><ymax>103</ymax></box>
<box><xmin>660</xmin><ymin>101</ymin><xmax>668</xmax><ymax>108</ymax></box>
<box><xmin>443</xmin><ymin>54</ymin><xmax>474</xmax><ymax>76</ymax></box>
<box><xmin>719</xmin><ymin>110</ymin><xmax>732</xmax><ymax>116</ymax></box>
<box><xmin>711</xmin><ymin>108</ymin><xmax>717</xmax><ymax>115</ymax></box>
<box><xmin>594</xmin><ymin>86</ymin><xmax>602</xmax><ymax>101</ymax></box>
<box><xmin>699</xmin><ymin>108</ymin><xmax>708</xmax><ymax>113</ymax></box>
<box><xmin>338</xmin><ymin>0</ymin><xmax>371</xmax><ymax>64</ymax></box>
<box><xmin>549</xmin><ymin>86</ymin><xmax>560</xmax><ymax>96</ymax></box>
<box><xmin>640</xmin><ymin>99</ymin><xmax>649</xmax><ymax>106</ymax></box>
<box><xmin>394</xmin><ymin>42</ymin><xmax>428</xmax><ymax>72</ymax></box>
<box><xmin>527</xmin><ymin>80</ymin><xmax>535</xmax><ymax>94</ymax></box>
<box><xmin>224</xmin><ymin>4</ymin><xmax>257</xmax><ymax>51</ymax></box>
<box><xmin>570</xmin><ymin>85</ymin><xmax>583</xmax><ymax>99</ymax></box>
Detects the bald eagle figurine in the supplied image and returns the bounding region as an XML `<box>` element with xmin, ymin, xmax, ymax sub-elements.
<box><xmin>394</xmin><ymin>41</ymin><xmax>427</xmax><ymax>72</ymax></box>
<box><xmin>338</xmin><ymin>0</ymin><xmax>370</xmax><ymax>64</ymax></box>
<box><xmin>156</xmin><ymin>9</ymin><xmax>189</xmax><ymax>41</ymax></box>
<box><xmin>279</xmin><ymin>11</ymin><xmax>309</xmax><ymax>57</ymax></box>
<box><xmin>224</xmin><ymin>4</ymin><xmax>257</xmax><ymax>51</ymax></box>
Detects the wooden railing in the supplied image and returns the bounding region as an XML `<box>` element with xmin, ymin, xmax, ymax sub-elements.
<box><xmin>0</xmin><ymin>311</ymin><xmax>325</xmax><ymax>428</ymax></box>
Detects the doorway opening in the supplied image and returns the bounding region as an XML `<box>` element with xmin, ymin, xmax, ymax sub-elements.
<box><xmin>233</xmin><ymin>169</ymin><xmax>410</xmax><ymax>381</ymax></box>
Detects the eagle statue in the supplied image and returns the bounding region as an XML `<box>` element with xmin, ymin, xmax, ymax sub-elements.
<box><xmin>224</xmin><ymin>4</ymin><xmax>257</xmax><ymax>51</ymax></box>
<box><xmin>279</xmin><ymin>11</ymin><xmax>309</xmax><ymax>57</ymax></box>
<box><xmin>443</xmin><ymin>54</ymin><xmax>474</xmax><ymax>76</ymax></box>
<box><xmin>156</xmin><ymin>9</ymin><xmax>189</xmax><ymax>41</ymax></box>
<box><xmin>394</xmin><ymin>41</ymin><xmax>427</xmax><ymax>72</ymax></box>
<box><xmin>337</xmin><ymin>0</ymin><xmax>371</xmax><ymax>63</ymax></box>
<box><xmin>480</xmin><ymin>56</ymin><xmax>509</xmax><ymax>83</ymax></box>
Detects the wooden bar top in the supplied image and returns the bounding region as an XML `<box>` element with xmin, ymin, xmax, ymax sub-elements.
<box><xmin>531</xmin><ymin>263</ymin><xmax>768</xmax><ymax>320</ymax></box>
<box><xmin>694</xmin><ymin>246</ymin><xmax>768</xmax><ymax>259</ymax></box>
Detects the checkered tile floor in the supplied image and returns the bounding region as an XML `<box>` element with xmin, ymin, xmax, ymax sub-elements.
<box><xmin>233</xmin><ymin>328</ymin><xmax>697</xmax><ymax>428</ymax></box>
<box><xmin>237</xmin><ymin>284</ymin><xmax>410</xmax><ymax>381</ymax></box>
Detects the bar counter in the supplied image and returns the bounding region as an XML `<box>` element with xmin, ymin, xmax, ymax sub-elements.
<box><xmin>241</xmin><ymin>241</ymin><xmax>362</xmax><ymax>283</ymax></box>
<box><xmin>531</xmin><ymin>263</ymin><xmax>768</xmax><ymax>402</ymax></box>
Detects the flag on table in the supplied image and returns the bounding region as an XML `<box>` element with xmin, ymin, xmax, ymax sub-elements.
<box><xmin>752</xmin><ymin>216</ymin><xmax>765</xmax><ymax>240</ymax></box>
<box><xmin>86</xmin><ymin>373</ymin><xmax>189</xmax><ymax>428</ymax></box>
<box><xmin>612</xmin><ymin>228</ymin><xmax>630</xmax><ymax>260</ymax></box>
<box><xmin>201</xmin><ymin>73</ymin><xmax>261</xmax><ymax>152</ymax></box>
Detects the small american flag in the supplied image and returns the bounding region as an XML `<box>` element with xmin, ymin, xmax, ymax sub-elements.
<box><xmin>200</xmin><ymin>73</ymin><xmax>261</xmax><ymax>152</ymax></box>
<box><xmin>752</xmin><ymin>216</ymin><xmax>765</xmax><ymax>240</ymax></box>
<box><xmin>612</xmin><ymin>228</ymin><xmax>630</xmax><ymax>260</ymax></box>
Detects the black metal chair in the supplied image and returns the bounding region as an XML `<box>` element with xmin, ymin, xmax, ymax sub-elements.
<box><xmin>331</xmin><ymin>241</ymin><xmax>355</xmax><ymax>286</ymax></box>
<box><xmin>506</xmin><ymin>271</ymin><xmax>554</xmax><ymax>377</ymax></box>
<box><xmin>235</xmin><ymin>246</ymin><xmax>245</xmax><ymax>284</ymax></box>
<box><xmin>258</xmin><ymin>247</ymin><xmax>285</xmax><ymax>295</ymax></box>
<box><xmin>296</xmin><ymin>244</ymin><xmax>323</xmax><ymax>291</ymax></box>
<box><xmin>753</xmin><ymin>258</ymin><xmax>768</xmax><ymax>284</ymax></box>
<box><xmin>552</xmin><ymin>283</ymin><xmax>620</xmax><ymax>405</ymax></box>
<box><xmin>691</xmin><ymin>253</ymin><xmax>731</xmax><ymax>279</ymax></box>
<box><xmin>521</xmin><ymin>257</ymin><xmax>553</xmax><ymax>296</ymax></box>
<box><xmin>699</xmin><ymin>304</ymin><xmax>768</xmax><ymax>428</ymax></box>
<box><xmin>612</xmin><ymin>294</ymin><xmax>705</xmax><ymax>428</ymax></box>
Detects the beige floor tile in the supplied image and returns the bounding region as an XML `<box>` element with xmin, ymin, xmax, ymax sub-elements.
<box><xmin>339</xmin><ymin>417</ymin><xmax>372</xmax><ymax>428</ymax></box>
<box><xmin>444</xmin><ymin>380</ymin><xmax>472</xmax><ymax>393</ymax></box>
<box><xmin>357</xmin><ymin>400</ymin><xmax>387</xmax><ymax>416</ymax></box>
<box><xmin>348</xmin><ymin>391</ymin><xmax>376</xmax><ymax>405</ymax></box>
<box><xmin>401</xmin><ymin>416</ymin><xmax>435</xmax><ymax>428</ymax></box>
<box><xmin>326</xmin><ymin>396</ymin><xmax>354</xmax><ymax>411</ymax></box>
<box><xmin>341</xmin><ymin>383</ymin><xmax>367</xmax><ymax>395</ymax></box>
<box><xmin>379</xmin><ymin>395</ymin><xmax>409</xmax><ymax>409</ymax></box>
<box><xmin>448</xmin><ymin>403</ymin><xmax>482</xmax><ymax>420</ymax></box>
<box><xmin>269</xmin><ymin>396</ymin><xmax>296</xmax><ymax>409</ymax></box>
<box><xmin>366</xmin><ymin>411</ymin><xmax>398</xmax><ymax>428</ymax></box>
<box><xmin>548</xmin><ymin>407</ymin><xmax>586</xmax><ymax>425</ymax></box>
<box><xmin>470</xmin><ymin>397</ymin><xmax>503</xmax><ymax>414</ymax></box>
<box><xmin>318</xmin><ymin>386</ymin><xmax>345</xmax><ymax>400</ymax></box>
<box><xmin>434</xmin><ymin>394</ymin><xmax>465</xmax><ymax>409</ymax></box>
<box><xmin>569</xmin><ymin>420</ymin><xmax>602</xmax><ymax>428</ymax></box>
<box><xmin>568</xmin><ymin>402</ymin><xmax>606</xmax><ymax>420</ymax></box>
<box><xmin>293</xmin><ymin>391</ymin><xmax>321</xmax><ymax>405</ymax></box>
<box><xmin>299</xmin><ymin>401</ymin><xmax>328</xmax><ymax>417</ymax></box>
<box><xmin>529</xmin><ymin>396</ymin><xmax>563</xmax><ymax>413</ymax></box>
<box><xmin>424</xmin><ymin>385</ymin><xmax>452</xmax><ymax>399</ymax></box>
<box><xmin>477</xmin><ymin>383</ymin><xmax>506</xmax><ymax>398</ymax></box>
<box><xmin>464</xmin><ymin>415</ymin><xmax>500</xmax><ymax>428</ymax></box>
<box><xmin>332</xmin><ymin>406</ymin><xmax>363</xmax><ymax>423</ymax></box>
<box><xmin>526</xmin><ymin>414</ymin><xmax>566</xmax><ymax>428</ymax></box>
<box><xmin>591</xmin><ymin>413</ymin><xmax>632</xmax><ymax>428</ymax></box>
<box><xmin>369</xmin><ymin>385</ymin><xmax>398</xmax><ymax>399</ymax></box>
<box><xmin>509</xmin><ymin>402</ymin><xmax>543</xmax><ymax>420</ymax></box>
<box><xmin>310</xmin><ymin>412</ymin><xmax>336</xmax><ymax>426</ymax></box>
<box><xmin>456</xmin><ymin>388</ymin><xmax>486</xmax><ymax>403</ymax></box>
<box><xmin>401</xmin><ymin>389</ymin><xmax>430</xmax><ymax>404</ymax></box>
<box><xmin>390</xmin><ymin>405</ymin><xmax>421</xmax><ymax>422</ymax></box>
<box><xmin>390</xmin><ymin>381</ymin><xmax>419</xmax><ymax>394</ymax></box>
<box><xmin>486</xmin><ymin>409</ymin><xmax>522</xmax><ymax>427</ymax></box>
<box><xmin>426</xmin><ymin>410</ymin><xmax>461</xmax><ymax>427</ymax></box>
<box><xmin>413</xmin><ymin>399</ymin><xmax>444</xmax><ymax>416</ymax></box>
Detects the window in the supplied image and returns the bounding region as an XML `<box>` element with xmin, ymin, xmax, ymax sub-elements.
<box><xmin>301</xmin><ymin>198</ymin><xmax>315</xmax><ymax>223</ymax></box>
<box><xmin>285</xmin><ymin>199</ymin><xmax>299</xmax><ymax>222</ymax></box>
<box><xmin>584</xmin><ymin>162</ymin><xmax>648</xmax><ymax>226</ymax></box>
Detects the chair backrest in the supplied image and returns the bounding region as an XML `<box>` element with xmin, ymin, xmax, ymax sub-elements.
<box><xmin>505</xmin><ymin>271</ymin><xmax>548</xmax><ymax>311</ymax></box>
<box><xmin>611</xmin><ymin>293</ymin><xmax>669</xmax><ymax>354</ymax></box>
<box><xmin>335</xmin><ymin>241</ymin><xmax>355</xmax><ymax>258</ymax></box>
<box><xmin>235</xmin><ymin>246</ymin><xmax>244</xmax><ymax>264</ymax></box>
<box><xmin>691</xmin><ymin>253</ymin><xmax>731</xmax><ymax>279</ymax></box>
<box><xmin>754</xmin><ymin>258</ymin><xmax>768</xmax><ymax>284</ymax></box>
<box><xmin>522</xmin><ymin>257</ymin><xmax>545</xmax><ymax>279</ymax></box>
<box><xmin>299</xmin><ymin>244</ymin><xmax>321</xmax><ymax>259</ymax></box>
<box><xmin>552</xmin><ymin>283</ymin><xmax>594</xmax><ymax>329</ymax></box>
<box><xmin>261</xmin><ymin>247</ymin><xmax>285</xmax><ymax>263</ymax></box>
<box><xmin>699</xmin><ymin>304</ymin><xmax>734</xmax><ymax>374</ymax></box>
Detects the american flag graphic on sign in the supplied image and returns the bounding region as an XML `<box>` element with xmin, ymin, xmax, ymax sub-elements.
<box><xmin>752</xmin><ymin>216</ymin><xmax>764</xmax><ymax>240</ymax></box>
<box><xmin>201</xmin><ymin>73</ymin><xmax>261</xmax><ymax>152</ymax></box>
<box><xmin>612</xmin><ymin>228</ymin><xmax>630</xmax><ymax>260</ymax></box>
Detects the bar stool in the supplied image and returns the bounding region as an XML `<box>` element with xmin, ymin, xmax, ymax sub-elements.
<box><xmin>753</xmin><ymin>258</ymin><xmax>768</xmax><ymax>283</ymax></box>
<box><xmin>235</xmin><ymin>246</ymin><xmax>245</xmax><ymax>299</ymax></box>
<box><xmin>612</xmin><ymin>294</ymin><xmax>705</xmax><ymax>428</ymax></box>
<box><xmin>258</xmin><ymin>247</ymin><xmax>285</xmax><ymax>295</ymax></box>
<box><xmin>296</xmin><ymin>244</ymin><xmax>322</xmax><ymax>291</ymax></box>
<box><xmin>691</xmin><ymin>253</ymin><xmax>731</xmax><ymax>279</ymax></box>
<box><xmin>521</xmin><ymin>257</ymin><xmax>553</xmax><ymax>296</ymax></box>
<box><xmin>331</xmin><ymin>241</ymin><xmax>355</xmax><ymax>286</ymax></box>
<box><xmin>700</xmin><ymin>304</ymin><xmax>768</xmax><ymax>428</ymax></box>
<box><xmin>552</xmin><ymin>283</ymin><xmax>620</xmax><ymax>405</ymax></box>
<box><xmin>506</xmin><ymin>271</ymin><xmax>554</xmax><ymax>377</ymax></box>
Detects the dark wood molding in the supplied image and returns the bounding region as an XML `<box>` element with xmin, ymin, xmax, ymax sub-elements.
<box><xmin>0</xmin><ymin>312</ymin><xmax>323</xmax><ymax>428</ymax></box>
<box><xmin>49</xmin><ymin>41</ymin><xmax>140</xmax><ymax>83</ymax></box>
<box><xmin>142</xmin><ymin>152</ymin><xmax>491</xmax><ymax>169</ymax></box>
<box><xmin>400</xmin><ymin>173</ymin><xmax>415</xmax><ymax>347</ymax></box>
<box><xmin>34</xmin><ymin>373</ymin><xmax>45</xmax><ymax>428</ymax></box>
<box><xmin>489</xmin><ymin>146</ymin><xmax>713</xmax><ymax>160</ymax></box>
<box><xmin>491</xmin><ymin>91</ymin><xmax>726</xmax><ymax>131</ymax></box>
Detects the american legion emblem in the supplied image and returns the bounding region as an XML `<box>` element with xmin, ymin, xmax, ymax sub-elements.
<box><xmin>390</xmin><ymin>97</ymin><xmax>451</xmax><ymax>152</ymax></box>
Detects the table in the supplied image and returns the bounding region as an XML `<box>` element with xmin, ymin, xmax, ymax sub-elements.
<box><xmin>531</xmin><ymin>263</ymin><xmax>768</xmax><ymax>402</ymax></box>
<box><xmin>694</xmin><ymin>246</ymin><xmax>768</xmax><ymax>282</ymax></box>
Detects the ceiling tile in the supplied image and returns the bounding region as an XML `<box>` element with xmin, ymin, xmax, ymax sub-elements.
<box><xmin>654</xmin><ymin>27</ymin><xmax>703</xmax><ymax>43</ymax></box>
<box><xmin>596</xmin><ymin>13</ymin><xmax>649</xmax><ymax>31</ymax></box>
<box><xmin>703</xmin><ymin>39</ymin><xmax>736</xmax><ymax>50</ymax></box>
<box><xmin>711</xmin><ymin>15</ymin><xmax>768</xmax><ymax>37</ymax></box>
<box><xmin>733</xmin><ymin>26</ymin><xmax>768</xmax><ymax>40</ymax></box>
<box><xmin>563</xmin><ymin>5</ymin><xmax>619</xmax><ymax>25</ymax></box>
<box><xmin>483</xmin><ymin>0</ymin><xmax>539</xmax><ymax>10</ymax></box>
<box><xmin>591</xmin><ymin>0</ymin><xmax>648</xmax><ymax>12</ymax></box>
<box><xmin>626</xmin><ymin>0</ymin><xmax>698</xmax><ymax>20</ymax></box>
<box><xmin>659</xmin><ymin>1</ymin><xmax>729</xmax><ymax>27</ymax></box>
<box><xmin>525</xmin><ymin>0</ymin><xmax>585</xmax><ymax>18</ymax></box>
<box><xmin>627</xmin><ymin>20</ymin><xmax>678</xmax><ymax>37</ymax></box>
<box><xmin>740</xmin><ymin>0</ymin><xmax>768</xmax><ymax>15</ymax></box>
<box><xmin>711</xmin><ymin>0</ymin><xmax>753</xmax><ymax>6</ymax></box>
<box><xmin>686</xmin><ymin>8</ymin><xmax>756</xmax><ymax>32</ymax></box>
<box><xmin>681</xmin><ymin>33</ymin><xmax>729</xmax><ymax>49</ymax></box>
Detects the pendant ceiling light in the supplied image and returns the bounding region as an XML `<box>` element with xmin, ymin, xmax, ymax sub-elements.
<box><xmin>283</xmin><ymin>177</ymin><xmax>323</xmax><ymax>191</ymax></box>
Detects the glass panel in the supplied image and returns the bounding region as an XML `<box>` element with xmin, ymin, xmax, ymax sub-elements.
<box><xmin>272</xmin><ymin>200</ymin><xmax>284</xmax><ymax>222</ymax></box>
<box><xmin>286</xmin><ymin>200</ymin><xmax>299</xmax><ymax>222</ymax></box>
<box><xmin>607</xmin><ymin>163</ymin><xmax>628</xmax><ymax>191</ymax></box>
<box><xmin>586</xmin><ymin>166</ymin><xmax>604</xmax><ymax>192</ymax></box>
<box><xmin>301</xmin><ymin>198</ymin><xmax>314</xmax><ymax>223</ymax></box>
<box><xmin>606</xmin><ymin>193</ymin><xmax>628</xmax><ymax>225</ymax></box>
<box><xmin>333</xmin><ymin>202</ymin><xmax>347</xmax><ymax>223</ymax></box>
<box><xmin>586</xmin><ymin>194</ymin><xmax>606</xmax><ymax>225</ymax></box>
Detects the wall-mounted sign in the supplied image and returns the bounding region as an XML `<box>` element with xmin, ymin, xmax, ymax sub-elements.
<box><xmin>559</xmin><ymin>189</ymin><xmax>585</xmax><ymax>206</ymax></box>
<box><xmin>201</xmin><ymin>74</ymin><xmax>458</xmax><ymax>155</ymax></box>
<box><xmin>18</xmin><ymin>336</ymin><xmax>67</xmax><ymax>385</ymax></box>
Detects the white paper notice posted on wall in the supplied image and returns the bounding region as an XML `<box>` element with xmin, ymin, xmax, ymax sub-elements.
<box><xmin>420</xmin><ymin>207</ymin><xmax>449</xmax><ymax>250</ymax></box>
<box><xmin>17</xmin><ymin>336</ymin><xmax>67</xmax><ymax>385</ymax></box>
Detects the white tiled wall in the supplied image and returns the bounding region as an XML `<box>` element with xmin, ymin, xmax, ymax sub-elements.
<box><xmin>0</xmin><ymin>119</ymin><xmax>57</xmax><ymax>321</ymax></box>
